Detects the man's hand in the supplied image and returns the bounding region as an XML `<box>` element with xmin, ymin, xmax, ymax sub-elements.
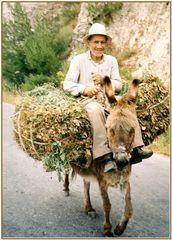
<box><xmin>91</xmin><ymin>73</ymin><xmax>103</xmax><ymax>85</ymax></box>
<box><xmin>83</xmin><ymin>86</ymin><xmax>100</xmax><ymax>97</ymax></box>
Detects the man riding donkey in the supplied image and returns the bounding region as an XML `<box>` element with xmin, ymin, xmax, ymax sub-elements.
<box><xmin>64</xmin><ymin>23</ymin><xmax>153</xmax><ymax>173</ymax></box>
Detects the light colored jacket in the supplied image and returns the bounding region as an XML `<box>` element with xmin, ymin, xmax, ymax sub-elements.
<box><xmin>63</xmin><ymin>51</ymin><xmax>122</xmax><ymax>96</ymax></box>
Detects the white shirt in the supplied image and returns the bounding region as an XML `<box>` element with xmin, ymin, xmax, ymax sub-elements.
<box><xmin>63</xmin><ymin>51</ymin><xmax>122</xmax><ymax>96</ymax></box>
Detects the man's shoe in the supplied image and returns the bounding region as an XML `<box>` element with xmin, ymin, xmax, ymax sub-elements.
<box><xmin>95</xmin><ymin>153</ymin><xmax>117</xmax><ymax>173</ymax></box>
<box><xmin>104</xmin><ymin>160</ymin><xmax>117</xmax><ymax>173</ymax></box>
<box><xmin>130</xmin><ymin>147</ymin><xmax>153</xmax><ymax>164</ymax></box>
<box><xmin>95</xmin><ymin>152</ymin><xmax>113</xmax><ymax>163</ymax></box>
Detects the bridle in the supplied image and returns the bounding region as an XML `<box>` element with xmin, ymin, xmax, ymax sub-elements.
<box><xmin>113</xmin><ymin>145</ymin><xmax>131</xmax><ymax>162</ymax></box>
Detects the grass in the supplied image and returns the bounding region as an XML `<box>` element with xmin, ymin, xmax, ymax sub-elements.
<box><xmin>120</xmin><ymin>68</ymin><xmax>133</xmax><ymax>81</ymax></box>
<box><xmin>2</xmin><ymin>90</ymin><xmax>19</xmax><ymax>104</ymax></box>
<box><xmin>150</xmin><ymin>130</ymin><xmax>170</xmax><ymax>156</ymax></box>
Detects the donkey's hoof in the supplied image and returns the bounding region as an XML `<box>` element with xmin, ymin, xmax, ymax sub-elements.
<box><xmin>104</xmin><ymin>231</ymin><xmax>114</xmax><ymax>237</ymax></box>
<box><xmin>88</xmin><ymin>210</ymin><xmax>96</xmax><ymax>218</ymax></box>
<box><xmin>63</xmin><ymin>190</ymin><xmax>70</xmax><ymax>197</ymax></box>
<box><xmin>114</xmin><ymin>223</ymin><xmax>126</xmax><ymax>236</ymax></box>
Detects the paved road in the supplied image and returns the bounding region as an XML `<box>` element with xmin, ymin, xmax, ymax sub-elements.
<box><xmin>2</xmin><ymin>103</ymin><xmax>170</xmax><ymax>238</ymax></box>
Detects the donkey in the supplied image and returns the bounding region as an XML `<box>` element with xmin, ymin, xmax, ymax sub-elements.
<box><xmin>63</xmin><ymin>76</ymin><xmax>140</xmax><ymax>237</ymax></box>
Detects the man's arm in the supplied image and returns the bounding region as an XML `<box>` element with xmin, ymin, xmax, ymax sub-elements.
<box><xmin>63</xmin><ymin>57</ymin><xmax>85</xmax><ymax>96</ymax></box>
<box><xmin>64</xmin><ymin>56</ymin><xmax>100</xmax><ymax>97</ymax></box>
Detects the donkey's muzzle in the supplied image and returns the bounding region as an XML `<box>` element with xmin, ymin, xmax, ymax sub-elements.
<box><xmin>115</xmin><ymin>152</ymin><xmax>129</xmax><ymax>170</ymax></box>
<box><xmin>113</xmin><ymin>147</ymin><xmax>130</xmax><ymax>170</ymax></box>
<box><xmin>116</xmin><ymin>159</ymin><xmax>128</xmax><ymax>170</ymax></box>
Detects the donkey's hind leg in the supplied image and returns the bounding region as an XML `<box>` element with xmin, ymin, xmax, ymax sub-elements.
<box><xmin>114</xmin><ymin>182</ymin><xmax>133</xmax><ymax>236</ymax></box>
<box><xmin>83</xmin><ymin>179</ymin><xmax>96</xmax><ymax>217</ymax></box>
<box><xmin>63</xmin><ymin>173</ymin><xmax>70</xmax><ymax>196</ymax></box>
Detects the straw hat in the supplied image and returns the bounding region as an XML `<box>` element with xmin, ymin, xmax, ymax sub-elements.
<box><xmin>83</xmin><ymin>23</ymin><xmax>112</xmax><ymax>44</ymax></box>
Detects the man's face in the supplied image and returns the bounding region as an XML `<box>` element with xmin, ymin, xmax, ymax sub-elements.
<box><xmin>88</xmin><ymin>35</ymin><xmax>107</xmax><ymax>59</ymax></box>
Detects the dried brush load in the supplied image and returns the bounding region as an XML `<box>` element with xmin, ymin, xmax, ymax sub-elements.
<box><xmin>12</xmin><ymin>85</ymin><xmax>93</xmax><ymax>179</ymax></box>
<box><xmin>12</xmin><ymin>74</ymin><xmax>169</xmax><ymax>178</ymax></box>
<box><xmin>136</xmin><ymin>74</ymin><xmax>169</xmax><ymax>145</ymax></box>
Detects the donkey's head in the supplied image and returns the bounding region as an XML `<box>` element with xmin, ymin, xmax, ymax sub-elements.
<box><xmin>104</xmin><ymin>76</ymin><xmax>140</xmax><ymax>171</ymax></box>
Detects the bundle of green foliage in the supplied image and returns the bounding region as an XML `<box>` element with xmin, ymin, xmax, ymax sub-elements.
<box><xmin>119</xmin><ymin>74</ymin><xmax>169</xmax><ymax>145</ymax></box>
<box><xmin>136</xmin><ymin>74</ymin><xmax>169</xmax><ymax>145</ymax></box>
<box><xmin>12</xmin><ymin>85</ymin><xmax>93</xmax><ymax>180</ymax></box>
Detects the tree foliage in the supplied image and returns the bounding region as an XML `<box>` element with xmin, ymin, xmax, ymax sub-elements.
<box><xmin>2</xmin><ymin>3</ymin><xmax>32</xmax><ymax>86</ymax></box>
<box><xmin>3</xmin><ymin>3</ymin><xmax>74</xmax><ymax>89</ymax></box>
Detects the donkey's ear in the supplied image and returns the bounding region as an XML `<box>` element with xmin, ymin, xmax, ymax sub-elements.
<box><xmin>127</xmin><ymin>78</ymin><xmax>140</xmax><ymax>101</ymax></box>
<box><xmin>103</xmin><ymin>76</ymin><xmax>117</xmax><ymax>105</ymax></box>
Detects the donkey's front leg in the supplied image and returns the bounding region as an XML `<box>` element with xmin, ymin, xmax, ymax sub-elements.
<box><xmin>83</xmin><ymin>179</ymin><xmax>96</xmax><ymax>217</ymax></box>
<box><xmin>99</xmin><ymin>181</ymin><xmax>113</xmax><ymax>237</ymax></box>
<box><xmin>114</xmin><ymin>182</ymin><xmax>133</xmax><ymax>236</ymax></box>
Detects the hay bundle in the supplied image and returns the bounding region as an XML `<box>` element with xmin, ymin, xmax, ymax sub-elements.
<box><xmin>119</xmin><ymin>74</ymin><xmax>169</xmax><ymax>146</ymax></box>
<box><xmin>12</xmin><ymin>85</ymin><xmax>93</xmax><ymax>178</ymax></box>
<box><xmin>136</xmin><ymin>74</ymin><xmax>169</xmax><ymax>145</ymax></box>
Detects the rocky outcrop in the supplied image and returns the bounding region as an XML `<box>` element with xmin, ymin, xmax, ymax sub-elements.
<box><xmin>109</xmin><ymin>2</ymin><xmax>170</xmax><ymax>86</ymax></box>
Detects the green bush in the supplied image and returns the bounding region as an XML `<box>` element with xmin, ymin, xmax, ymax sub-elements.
<box><xmin>52</xmin><ymin>26</ymin><xmax>73</xmax><ymax>60</ymax></box>
<box><xmin>120</xmin><ymin>68</ymin><xmax>133</xmax><ymax>81</ymax></box>
<box><xmin>2</xmin><ymin>3</ymin><xmax>32</xmax><ymax>87</ymax></box>
<box><xmin>61</xmin><ymin>61</ymin><xmax>70</xmax><ymax>75</ymax></box>
<box><xmin>3</xmin><ymin>3</ymin><xmax>75</xmax><ymax>90</ymax></box>
<box><xmin>61</xmin><ymin>3</ymin><xmax>80</xmax><ymax>25</ymax></box>
<box><xmin>24</xmin><ymin>31</ymin><xmax>60</xmax><ymax>75</ymax></box>
<box><xmin>21</xmin><ymin>74</ymin><xmax>60</xmax><ymax>91</ymax></box>
<box><xmin>3</xmin><ymin>79</ymin><xmax>21</xmax><ymax>94</ymax></box>
<box><xmin>24</xmin><ymin>14</ymin><xmax>65</xmax><ymax>76</ymax></box>
<box><xmin>87</xmin><ymin>2</ymin><xmax>123</xmax><ymax>24</ymax></box>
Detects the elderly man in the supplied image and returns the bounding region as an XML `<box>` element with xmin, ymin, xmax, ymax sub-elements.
<box><xmin>64</xmin><ymin>23</ymin><xmax>153</xmax><ymax>173</ymax></box>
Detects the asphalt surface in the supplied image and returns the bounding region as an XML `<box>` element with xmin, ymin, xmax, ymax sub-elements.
<box><xmin>2</xmin><ymin>102</ymin><xmax>170</xmax><ymax>238</ymax></box>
